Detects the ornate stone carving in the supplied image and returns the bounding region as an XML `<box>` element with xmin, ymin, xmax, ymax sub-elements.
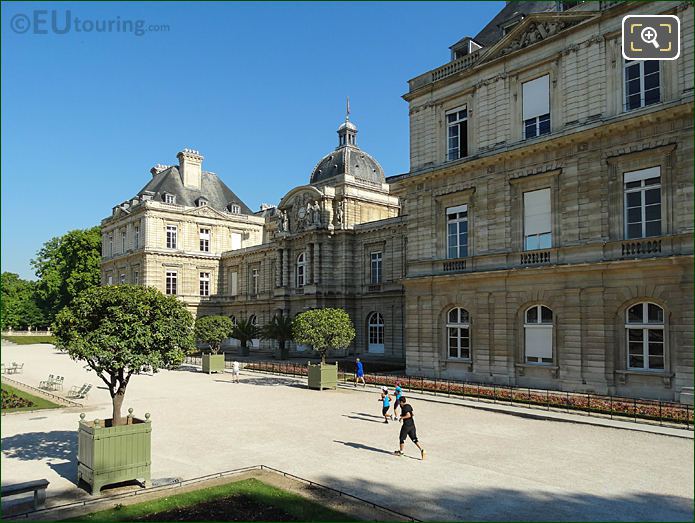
<box><xmin>335</xmin><ymin>200</ymin><xmax>344</xmax><ymax>228</ymax></box>
<box><xmin>500</xmin><ymin>19</ymin><xmax>582</xmax><ymax>57</ymax></box>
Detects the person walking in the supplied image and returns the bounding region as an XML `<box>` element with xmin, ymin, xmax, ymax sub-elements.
<box><xmin>232</xmin><ymin>360</ymin><xmax>241</xmax><ymax>383</ymax></box>
<box><xmin>379</xmin><ymin>386</ymin><xmax>391</xmax><ymax>423</ymax></box>
<box><xmin>392</xmin><ymin>382</ymin><xmax>403</xmax><ymax>420</ymax></box>
<box><xmin>394</xmin><ymin>396</ymin><xmax>426</xmax><ymax>460</ymax></box>
<box><xmin>354</xmin><ymin>358</ymin><xmax>366</xmax><ymax>387</ymax></box>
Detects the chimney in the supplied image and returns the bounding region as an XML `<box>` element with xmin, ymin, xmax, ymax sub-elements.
<box><xmin>176</xmin><ymin>148</ymin><xmax>203</xmax><ymax>189</ymax></box>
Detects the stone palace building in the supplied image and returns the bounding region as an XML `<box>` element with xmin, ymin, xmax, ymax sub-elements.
<box><xmin>102</xmin><ymin>0</ymin><xmax>693</xmax><ymax>401</ymax></box>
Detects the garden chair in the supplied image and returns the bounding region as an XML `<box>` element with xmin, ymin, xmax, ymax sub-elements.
<box><xmin>78</xmin><ymin>384</ymin><xmax>92</xmax><ymax>399</ymax></box>
<box><xmin>1</xmin><ymin>363</ymin><xmax>5</xmax><ymax>374</ymax></box>
<box><xmin>68</xmin><ymin>384</ymin><xmax>91</xmax><ymax>398</ymax></box>
<box><xmin>53</xmin><ymin>376</ymin><xmax>64</xmax><ymax>391</ymax></box>
<box><xmin>39</xmin><ymin>375</ymin><xmax>56</xmax><ymax>390</ymax></box>
<box><xmin>12</xmin><ymin>363</ymin><xmax>24</xmax><ymax>374</ymax></box>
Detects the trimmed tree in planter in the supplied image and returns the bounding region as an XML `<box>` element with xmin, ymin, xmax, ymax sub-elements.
<box><xmin>195</xmin><ymin>315</ymin><xmax>233</xmax><ymax>373</ymax></box>
<box><xmin>261</xmin><ymin>314</ymin><xmax>294</xmax><ymax>360</ymax></box>
<box><xmin>231</xmin><ymin>317</ymin><xmax>260</xmax><ymax>357</ymax></box>
<box><xmin>53</xmin><ymin>285</ymin><xmax>194</xmax><ymax>494</ymax></box>
<box><xmin>293</xmin><ymin>308</ymin><xmax>355</xmax><ymax>390</ymax></box>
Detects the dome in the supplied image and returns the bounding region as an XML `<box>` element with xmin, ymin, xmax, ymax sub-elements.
<box><xmin>310</xmin><ymin>116</ymin><xmax>385</xmax><ymax>185</ymax></box>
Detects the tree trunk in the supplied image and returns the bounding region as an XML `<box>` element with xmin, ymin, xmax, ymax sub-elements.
<box><xmin>112</xmin><ymin>389</ymin><xmax>126</xmax><ymax>426</ymax></box>
<box><xmin>279</xmin><ymin>340</ymin><xmax>288</xmax><ymax>360</ymax></box>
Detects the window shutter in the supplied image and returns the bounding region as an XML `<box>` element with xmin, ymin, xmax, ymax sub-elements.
<box><xmin>522</xmin><ymin>75</ymin><xmax>550</xmax><ymax>120</ymax></box>
<box><xmin>524</xmin><ymin>189</ymin><xmax>551</xmax><ymax>236</ymax></box>
<box><xmin>446</xmin><ymin>204</ymin><xmax>468</xmax><ymax>216</ymax></box>
<box><xmin>525</xmin><ymin>326</ymin><xmax>552</xmax><ymax>359</ymax></box>
<box><xmin>624</xmin><ymin>166</ymin><xmax>660</xmax><ymax>184</ymax></box>
<box><xmin>230</xmin><ymin>271</ymin><xmax>238</xmax><ymax>296</ymax></box>
<box><xmin>231</xmin><ymin>233</ymin><xmax>242</xmax><ymax>250</ymax></box>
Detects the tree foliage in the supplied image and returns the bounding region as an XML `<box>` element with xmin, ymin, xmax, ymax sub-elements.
<box><xmin>230</xmin><ymin>317</ymin><xmax>260</xmax><ymax>355</ymax></box>
<box><xmin>194</xmin><ymin>315</ymin><xmax>233</xmax><ymax>354</ymax></box>
<box><xmin>53</xmin><ymin>285</ymin><xmax>195</xmax><ymax>425</ymax></box>
<box><xmin>1</xmin><ymin>272</ymin><xmax>46</xmax><ymax>330</ymax></box>
<box><xmin>293</xmin><ymin>308</ymin><xmax>355</xmax><ymax>363</ymax></box>
<box><xmin>260</xmin><ymin>315</ymin><xmax>294</xmax><ymax>360</ymax></box>
<box><xmin>31</xmin><ymin>226</ymin><xmax>102</xmax><ymax>322</ymax></box>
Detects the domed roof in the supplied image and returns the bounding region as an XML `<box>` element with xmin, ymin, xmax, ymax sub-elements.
<box><xmin>310</xmin><ymin>117</ymin><xmax>385</xmax><ymax>185</ymax></box>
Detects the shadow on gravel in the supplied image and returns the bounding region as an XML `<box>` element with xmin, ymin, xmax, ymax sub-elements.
<box><xmin>333</xmin><ymin>440</ymin><xmax>418</xmax><ymax>460</ymax></box>
<box><xmin>239</xmin><ymin>377</ymin><xmax>305</xmax><ymax>388</ymax></box>
<box><xmin>341</xmin><ymin>414</ymin><xmax>383</xmax><ymax>424</ymax></box>
<box><xmin>2</xmin><ymin>430</ymin><xmax>77</xmax><ymax>485</ymax></box>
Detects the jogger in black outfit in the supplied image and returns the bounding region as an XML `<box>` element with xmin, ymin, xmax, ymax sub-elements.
<box><xmin>394</xmin><ymin>396</ymin><xmax>426</xmax><ymax>460</ymax></box>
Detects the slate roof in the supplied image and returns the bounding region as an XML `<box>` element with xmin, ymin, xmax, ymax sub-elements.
<box><xmin>137</xmin><ymin>167</ymin><xmax>254</xmax><ymax>215</ymax></box>
<box><xmin>310</xmin><ymin>145</ymin><xmax>385</xmax><ymax>185</ymax></box>
<box><xmin>473</xmin><ymin>1</ymin><xmax>558</xmax><ymax>47</ymax></box>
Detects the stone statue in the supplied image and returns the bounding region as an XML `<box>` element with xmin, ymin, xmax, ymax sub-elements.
<box><xmin>312</xmin><ymin>201</ymin><xmax>321</xmax><ymax>225</ymax></box>
<box><xmin>305</xmin><ymin>202</ymin><xmax>313</xmax><ymax>227</ymax></box>
<box><xmin>335</xmin><ymin>200</ymin><xmax>344</xmax><ymax>228</ymax></box>
<box><xmin>278</xmin><ymin>210</ymin><xmax>288</xmax><ymax>233</ymax></box>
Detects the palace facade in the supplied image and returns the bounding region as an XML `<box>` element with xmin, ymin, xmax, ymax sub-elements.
<box><xmin>102</xmin><ymin>0</ymin><xmax>693</xmax><ymax>401</ymax></box>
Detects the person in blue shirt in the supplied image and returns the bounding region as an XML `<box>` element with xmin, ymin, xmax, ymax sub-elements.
<box><xmin>392</xmin><ymin>382</ymin><xmax>403</xmax><ymax>421</ymax></box>
<box><xmin>354</xmin><ymin>358</ymin><xmax>365</xmax><ymax>387</ymax></box>
<box><xmin>379</xmin><ymin>386</ymin><xmax>391</xmax><ymax>423</ymax></box>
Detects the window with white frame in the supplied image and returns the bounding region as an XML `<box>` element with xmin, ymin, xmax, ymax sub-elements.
<box><xmin>626</xmin><ymin>302</ymin><xmax>664</xmax><ymax>370</ymax></box>
<box><xmin>166</xmin><ymin>225</ymin><xmax>177</xmax><ymax>249</ymax></box>
<box><xmin>367</xmin><ymin>312</ymin><xmax>385</xmax><ymax>353</ymax></box>
<box><xmin>165</xmin><ymin>270</ymin><xmax>177</xmax><ymax>295</ymax></box>
<box><xmin>231</xmin><ymin>232</ymin><xmax>242</xmax><ymax>250</ymax></box>
<box><xmin>522</xmin><ymin>75</ymin><xmax>550</xmax><ymax>139</ymax></box>
<box><xmin>446</xmin><ymin>308</ymin><xmax>471</xmax><ymax>360</ymax></box>
<box><xmin>121</xmin><ymin>230</ymin><xmax>126</xmax><ymax>252</ymax></box>
<box><xmin>199</xmin><ymin>272</ymin><xmax>210</xmax><ymax>297</ymax></box>
<box><xmin>196</xmin><ymin>198</ymin><xmax>208</xmax><ymax>207</ymax></box>
<box><xmin>370</xmin><ymin>252</ymin><xmax>383</xmax><ymax>284</ymax></box>
<box><xmin>229</xmin><ymin>203</ymin><xmax>241</xmax><ymax>214</ymax></box>
<box><xmin>624</xmin><ymin>167</ymin><xmax>661</xmax><ymax>239</ymax></box>
<box><xmin>251</xmin><ymin>268</ymin><xmax>259</xmax><ymax>295</ymax></box>
<box><xmin>524</xmin><ymin>305</ymin><xmax>553</xmax><ymax>364</ymax></box>
<box><xmin>296</xmin><ymin>253</ymin><xmax>306</xmax><ymax>287</ymax></box>
<box><xmin>119</xmin><ymin>273</ymin><xmax>126</xmax><ymax>284</ymax></box>
<box><xmin>164</xmin><ymin>193</ymin><xmax>176</xmax><ymax>204</ymax></box>
<box><xmin>447</xmin><ymin>205</ymin><xmax>468</xmax><ymax>258</ymax></box>
<box><xmin>133</xmin><ymin>271</ymin><xmax>139</xmax><ymax>285</ymax></box>
<box><xmin>523</xmin><ymin>189</ymin><xmax>552</xmax><ymax>250</ymax></box>
<box><xmin>229</xmin><ymin>270</ymin><xmax>238</xmax><ymax>296</ymax></box>
<box><xmin>624</xmin><ymin>60</ymin><xmax>660</xmax><ymax>111</ymax></box>
<box><xmin>446</xmin><ymin>107</ymin><xmax>468</xmax><ymax>161</ymax></box>
<box><xmin>134</xmin><ymin>224</ymin><xmax>140</xmax><ymax>248</ymax></box>
<box><xmin>108</xmin><ymin>234</ymin><xmax>113</xmax><ymax>256</ymax></box>
<box><xmin>200</xmin><ymin>228</ymin><xmax>210</xmax><ymax>252</ymax></box>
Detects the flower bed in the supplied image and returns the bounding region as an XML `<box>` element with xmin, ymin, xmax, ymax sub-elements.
<box><xmin>1</xmin><ymin>388</ymin><xmax>35</xmax><ymax>409</ymax></box>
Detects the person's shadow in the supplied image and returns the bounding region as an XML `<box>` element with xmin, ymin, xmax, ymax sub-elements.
<box><xmin>1</xmin><ymin>431</ymin><xmax>77</xmax><ymax>485</ymax></box>
<box><xmin>341</xmin><ymin>414</ymin><xmax>383</xmax><ymax>424</ymax></box>
<box><xmin>333</xmin><ymin>440</ymin><xmax>418</xmax><ymax>459</ymax></box>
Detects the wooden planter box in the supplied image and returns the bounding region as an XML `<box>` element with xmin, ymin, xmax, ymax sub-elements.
<box><xmin>77</xmin><ymin>412</ymin><xmax>151</xmax><ymax>495</ymax></box>
<box><xmin>202</xmin><ymin>353</ymin><xmax>225</xmax><ymax>374</ymax></box>
<box><xmin>308</xmin><ymin>362</ymin><xmax>338</xmax><ymax>390</ymax></box>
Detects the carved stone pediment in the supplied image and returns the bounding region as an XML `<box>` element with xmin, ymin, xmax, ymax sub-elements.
<box><xmin>184</xmin><ymin>205</ymin><xmax>229</xmax><ymax>219</ymax></box>
<box><xmin>478</xmin><ymin>13</ymin><xmax>596</xmax><ymax>65</ymax></box>
<box><xmin>277</xmin><ymin>186</ymin><xmax>325</xmax><ymax>234</ymax></box>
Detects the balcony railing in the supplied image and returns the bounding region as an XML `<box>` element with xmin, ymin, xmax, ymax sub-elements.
<box><xmin>443</xmin><ymin>259</ymin><xmax>467</xmax><ymax>272</ymax></box>
<box><xmin>408</xmin><ymin>50</ymin><xmax>481</xmax><ymax>91</ymax></box>
<box><xmin>621</xmin><ymin>238</ymin><xmax>662</xmax><ymax>258</ymax></box>
<box><xmin>520</xmin><ymin>250</ymin><xmax>552</xmax><ymax>265</ymax></box>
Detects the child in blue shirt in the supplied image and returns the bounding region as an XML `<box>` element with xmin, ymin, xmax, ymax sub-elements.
<box><xmin>379</xmin><ymin>386</ymin><xmax>391</xmax><ymax>423</ymax></box>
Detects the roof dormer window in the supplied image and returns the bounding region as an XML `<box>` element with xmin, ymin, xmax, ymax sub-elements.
<box><xmin>228</xmin><ymin>203</ymin><xmax>241</xmax><ymax>214</ymax></box>
<box><xmin>164</xmin><ymin>193</ymin><xmax>176</xmax><ymax>204</ymax></box>
<box><xmin>196</xmin><ymin>197</ymin><xmax>208</xmax><ymax>207</ymax></box>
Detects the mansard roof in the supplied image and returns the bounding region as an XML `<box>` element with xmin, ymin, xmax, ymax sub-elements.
<box><xmin>137</xmin><ymin>166</ymin><xmax>253</xmax><ymax>215</ymax></box>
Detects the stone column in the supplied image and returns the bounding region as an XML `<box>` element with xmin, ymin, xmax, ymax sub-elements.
<box><xmin>313</xmin><ymin>242</ymin><xmax>320</xmax><ymax>284</ymax></box>
<box><xmin>276</xmin><ymin>249</ymin><xmax>282</xmax><ymax>287</ymax></box>
<box><xmin>282</xmin><ymin>247</ymin><xmax>289</xmax><ymax>288</ymax></box>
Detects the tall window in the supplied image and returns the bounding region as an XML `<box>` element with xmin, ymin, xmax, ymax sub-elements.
<box><xmin>165</xmin><ymin>271</ymin><xmax>177</xmax><ymax>295</ymax></box>
<box><xmin>624</xmin><ymin>60</ymin><xmax>660</xmax><ymax>111</ymax></box>
<box><xmin>134</xmin><ymin>225</ymin><xmax>140</xmax><ymax>248</ymax></box>
<box><xmin>524</xmin><ymin>305</ymin><xmax>553</xmax><ymax>364</ymax></box>
<box><xmin>446</xmin><ymin>107</ymin><xmax>468</xmax><ymax>161</ymax></box>
<box><xmin>121</xmin><ymin>230</ymin><xmax>126</xmax><ymax>252</ymax></box>
<box><xmin>166</xmin><ymin>225</ymin><xmax>177</xmax><ymax>249</ymax></box>
<box><xmin>108</xmin><ymin>234</ymin><xmax>113</xmax><ymax>256</ymax></box>
<box><xmin>133</xmin><ymin>271</ymin><xmax>139</xmax><ymax>285</ymax></box>
<box><xmin>200</xmin><ymin>228</ymin><xmax>210</xmax><ymax>252</ymax></box>
<box><xmin>522</xmin><ymin>75</ymin><xmax>550</xmax><ymax>139</ymax></box>
<box><xmin>370</xmin><ymin>252</ymin><xmax>383</xmax><ymax>284</ymax></box>
<box><xmin>624</xmin><ymin>167</ymin><xmax>661</xmax><ymax>239</ymax></box>
<box><xmin>524</xmin><ymin>189</ymin><xmax>552</xmax><ymax>250</ymax></box>
<box><xmin>107</xmin><ymin>273</ymin><xmax>113</xmax><ymax>285</ymax></box>
<box><xmin>446</xmin><ymin>308</ymin><xmax>471</xmax><ymax>360</ymax></box>
<box><xmin>231</xmin><ymin>232</ymin><xmax>242</xmax><ymax>250</ymax></box>
<box><xmin>229</xmin><ymin>270</ymin><xmax>238</xmax><ymax>296</ymax></box>
<box><xmin>199</xmin><ymin>272</ymin><xmax>210</xmax><ymax>297</ymax></box>
<box><xmin>626</xmin><ymin>303</ymin><xmax>664</xmax><ymax>370</ymax></box>
<box><xmin>296</xmin><ymin>253</ymin><xmax>306</xmax><ymax>287</ymax></box>
<box><xmin>251</xmin><ymin>268</ymin><xmax>259</xmax><ymax>295</ymax></box>
<box><xmin>367</xmin><ymin>312</ymin><xmax>385</xmax><ymax>353</ymax></box>
<box><xmin>447</xmin><ymin>205</ymin><xmax>468</xmax><ymax>258</ymax></box>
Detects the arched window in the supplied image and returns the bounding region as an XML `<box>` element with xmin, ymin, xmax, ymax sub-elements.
<box><xmin>626</xmin><ymin>302</ymin><xmax>664</xmax><ymax>370</ymax></box>
<box><xmin>524</xmin><ymin>305</ymin><xmax>553</xmax><ymax>364</ymax></box>
<box><xmin>249</xmin><ymin>314</ymin><xmax>259</xmax><ymax>348</ymax></box>
<box><xmin>296</xmin><ymin>253</ymin><xmax>306</xmax><ymax>287</ymax></box>
<box><xmin>249</xmin><ymin>314</ymin><xmax>257</xmax><ymax>326</ymax></box>
<box><xmin>230</xmin><ymin>315</ymin><xmax>237</xmax><ymax>327</ymax></box>
<box><xmin>367</xmin><ymin>312</ymin><xmax>385</xmax><ymax>353</ymax></box>
<box><xmin>446</xmin><ymin>308</ymin><xmax>470</xmax><ymax>360</ymax></box>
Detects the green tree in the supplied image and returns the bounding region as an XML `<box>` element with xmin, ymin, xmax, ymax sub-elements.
<box><xmin>53</xmin><ymin>285</ymin><xmax>195</xmax><ymax>426</ymax></box>
<box><xmin>31</xmin><ymin>226</ymin><xmax>102</xmax><ymax>322</ymax></box>
<box><xmin>293</xmin><ymin>308</ymin><xmax>355</xmax><ymax>364</ymax></box>
<box><xmin>194</xmin><ymin>315</ymin><xmax>233</xmax><ymax>354</ymax></box>
<box><xmin>1</xmin><ymin>272</ymin><xmax>46</xmax><ymax>330</ymax></box>
<box><xmin>261</xmin><ymin>314</ymin><xmax>294</xmax><ymax>360</ymax></box>
<box><xmin>230</xmin><ymin>317</ymin><xmax>260</xmax><ymax>357</ymax></box>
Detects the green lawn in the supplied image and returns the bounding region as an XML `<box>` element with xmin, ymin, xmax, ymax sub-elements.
<box><xmin>69</xmin><ymin>478</ymin><xmax>357</xmax><ymax>521</ymax></box>
<box><xmin>2</xmin><ymin>335</ymin><xmax>57</xmax><ymax>345</ymax></box>
<box><xmin>1</xmin><ymin>384</ymin><xmax>61</xmax><ymax>412</ymax></box>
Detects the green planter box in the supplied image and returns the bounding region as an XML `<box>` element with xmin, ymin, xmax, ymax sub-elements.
<box><xmin>202</xmin><ymin>353</ymin><xmax>225</xmax><ymax>374</ymax></box>
<box><xmin>77</xmin><ymin>411</ymin><xmax>151</xmax><ymax>495</ymax></box>
<box><xmin>308</xmin><ymin>362</ymin><xmax>338</xmax><ymax>390</ymax></box>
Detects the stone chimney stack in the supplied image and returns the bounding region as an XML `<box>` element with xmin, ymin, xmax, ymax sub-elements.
<box><xmin>177</xmin><ymin>148</ymin><xmax>203</xmax><ymax>189</ymax></box>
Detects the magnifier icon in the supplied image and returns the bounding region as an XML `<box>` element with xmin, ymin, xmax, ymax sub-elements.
<box><xmin>640</xmin><ymin>26</ymin><xmax>660</xmax><ymax>48</ymax></box>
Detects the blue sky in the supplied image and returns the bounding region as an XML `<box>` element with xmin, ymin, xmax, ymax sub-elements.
<box><xmin>2</xmin><ymin>1</ymin><xmax>503</xmax><ymax>280</ymax></box>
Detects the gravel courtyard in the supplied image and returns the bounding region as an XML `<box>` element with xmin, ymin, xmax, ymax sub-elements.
<box><xmin>1</xmin><ymin>341</ymin><xmax>693</xmax><ymax>521</ymax></box>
